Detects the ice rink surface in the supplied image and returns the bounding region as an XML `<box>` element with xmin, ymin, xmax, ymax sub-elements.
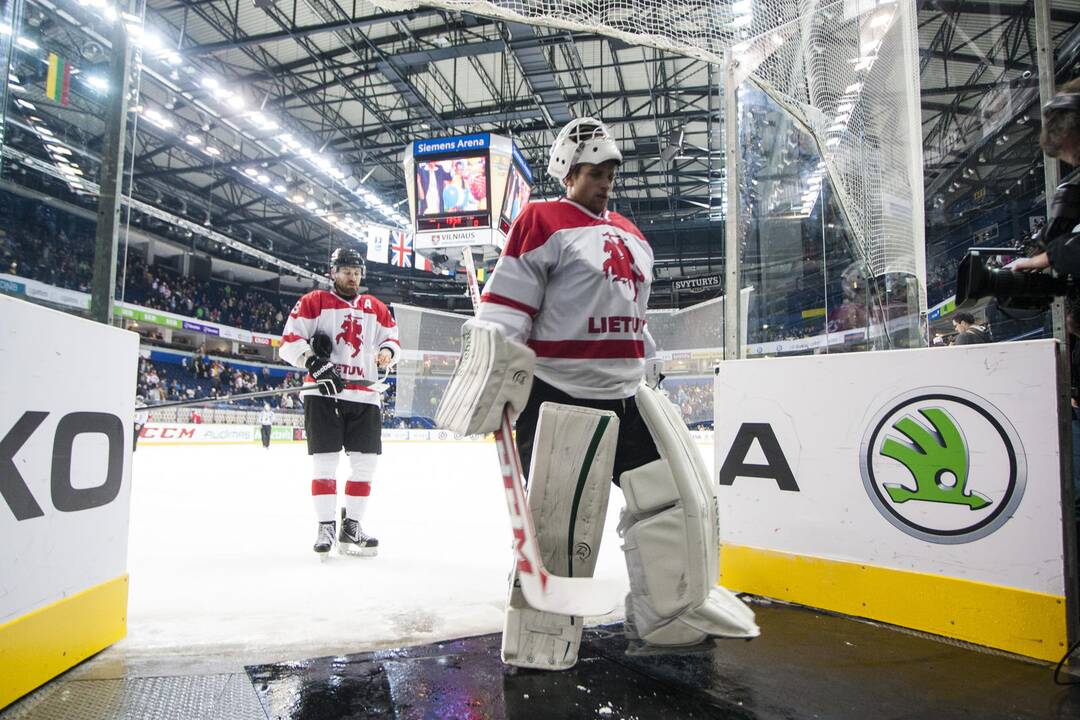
<box><xmin>125</xmin><ymin>438</ymin><xmax>716</xmax><ymax>665</ymax></box>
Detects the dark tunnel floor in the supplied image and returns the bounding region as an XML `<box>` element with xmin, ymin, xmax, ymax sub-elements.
<box><xmin>246</xmin><ymin>602</ymin><xmax>1080</xmax><ymax>719</ymax></box>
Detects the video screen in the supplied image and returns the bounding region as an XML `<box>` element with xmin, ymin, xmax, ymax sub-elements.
<box><xmin>415</xmin><ymin>154</ymin><xmax>489</xmax><ymax>217</ymax></box>
<box><xmin>498</xmin><ymin>161</ymin><xmax>532</xmax><ymax>234</ymax></box>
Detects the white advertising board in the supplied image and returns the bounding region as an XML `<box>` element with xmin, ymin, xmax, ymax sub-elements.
<box><xmin>0</xmin><ymin>295</ymin><xmax>138</xmax><ymax>623</ymax></box>
<box><xmin>139</xmin><ymin>423</ymin><xmax>258</xmax><ymax>444</ymax></box>
<box><xmin>713</xmin><ymin>340</ymin><xmax>1063</xmax><ymax>595</ymax></box>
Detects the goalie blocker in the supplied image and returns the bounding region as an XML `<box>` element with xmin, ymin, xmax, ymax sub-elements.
<box><xmin>435</xmin><ymin>319</ymin><xmax>535</xmax><ymax>436</ymax></box>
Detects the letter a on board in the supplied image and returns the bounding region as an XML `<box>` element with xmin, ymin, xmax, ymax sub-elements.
<box><xmin>717</xmin><ymin>422</ymin><xmax>799</xmax><ymax>491</ymax></box>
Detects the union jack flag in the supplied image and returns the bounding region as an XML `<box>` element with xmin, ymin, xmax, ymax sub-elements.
<box><xmin>390</xmin><ymin>231</ymin><xmax>413</xmax><ymax>268</ymax></box>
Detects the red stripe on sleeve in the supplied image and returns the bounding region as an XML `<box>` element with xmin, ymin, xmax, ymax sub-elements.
<box><xmin>527</xmin><ymin>339</ymin><xmax>644</xmax><ymax>359</ymax></box>
<box><xmin>481</xmin><ymin>292</ymin><xmax>538</xmax><ymax>317</ymax></box>
<box><xmin>282</xmin><ymin>333</ymin><xmax>306</xmax><ymax>344</ymax></box>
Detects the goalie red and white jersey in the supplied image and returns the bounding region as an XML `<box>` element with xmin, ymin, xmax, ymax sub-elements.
<box><xmin>477</xmin><ymin>198</ymin><xmax>655</xmax><ymax>400</ymax></box>
<box><xmin>280</xmin><ymin>289</ymin><xmax>400</xmax><ymax>406</ymax></box>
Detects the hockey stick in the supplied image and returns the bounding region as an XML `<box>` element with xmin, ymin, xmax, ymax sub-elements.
<box><xmin>460</xmin><ymin>247</ymin><xmax>619</xmax><ymax>617</ymax></box>
<box><xmin>142</xmin><ymin>377</ymin><xmax>387</xmax><ymax>411</ymax></box>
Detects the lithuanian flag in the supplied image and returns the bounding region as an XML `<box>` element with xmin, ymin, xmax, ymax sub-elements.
<box><xmin>46</xmin><ymin>52</ymin><xmax>71</xmax><ymax>106</ymax></box>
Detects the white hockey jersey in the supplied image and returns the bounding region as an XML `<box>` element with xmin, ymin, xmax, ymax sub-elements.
<box><xmin>280</xmin><ymin>289</ymin><xmax>400</xmax><ymax>406</ymax></box>
<box><xmin>258</xmin><ymin>409</ymin><xmax>275</xmax><ymax>426</ymax></box>
<box><xmin>476</xmin><ymin>198</ymin><xmax>655</xmax><ymax>400</ymax></box>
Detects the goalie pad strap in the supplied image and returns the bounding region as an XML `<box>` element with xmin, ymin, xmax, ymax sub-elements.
<box><xmin>502</xmin><ymin>403</ymin><xmax>619</xmax><ymax>670</ymax></box>
<box><xmin>618</xmin><ymin>383</ymin><xmax>759</xmax><ymax>645</ymax></box>
<box><xmin>435</xmin><ymin>319</ymin><xmax>535</xmax><ymax>436</ymax></box>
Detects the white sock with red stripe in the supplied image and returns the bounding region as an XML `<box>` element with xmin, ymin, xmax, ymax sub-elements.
<box><xmin>311</xmin><ymin>452</ymin><xmax>339</xmax><ymax>523</ymax></box>
<box><xmin>345</xmin><ymin>452</ymin><xmax>378</xmax><ymax>523</ymax></box>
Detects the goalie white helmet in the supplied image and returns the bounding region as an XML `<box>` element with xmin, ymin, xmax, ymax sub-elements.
<box><xmin>547</xmin><ymin>117</ymin><xmax>623</xmax><ymax>183</ymax></box>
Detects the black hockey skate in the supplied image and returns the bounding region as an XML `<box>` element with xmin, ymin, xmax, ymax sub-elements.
<box><xmin>339</xmin><ymin>508</ymin><xmax>378</xmax><ymax>557</ymax></box>
<box><xmin>314</xmin><ymin>520</ymin><xmax>336</xmax><ymax>560</ymax></box>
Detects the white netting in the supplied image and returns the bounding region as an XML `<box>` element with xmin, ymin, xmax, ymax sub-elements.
<box><xmin>738</xmin><ymin>0</ymin><xmax>925</xmax><ymax>288</ymax></box>
<box><xmin>380</xmin><ymin>0</ymin><xmax>925</xmax><ymax>312</ymax></box>
<box><xmin>390</xmin><ymin>304</ymin><xmax>466</xmax><ymax>422</ymax></box>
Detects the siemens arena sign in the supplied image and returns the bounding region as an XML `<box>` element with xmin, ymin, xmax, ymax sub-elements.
<box><xmin>413</xmin><ymin>133</ymin><xmax>490</xmax><ymax>156</ymax></box>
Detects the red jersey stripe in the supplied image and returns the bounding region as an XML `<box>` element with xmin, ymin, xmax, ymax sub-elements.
<box><xmin>303</xmin><ymin>375</ymin><xmax>375</xmax><ymax>392</ymax></box>
<box><xmin>282</xmin><ymin>333</ymin><xmax>306</xmax><ymax>343</ymax></box>
<box><xmin>527</xmin><ymin>339</ymin><xmax>645</xmax><ymax>359</ymax></box>
<box><xmin>482</xmin><ymin>292</ymin><xmax>538</xmax><ymax>317</ymax></box>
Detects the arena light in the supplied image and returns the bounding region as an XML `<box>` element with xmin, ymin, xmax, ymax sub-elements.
<box><xmin>204</xmin><ymin>146</ymin><xmax>221</xmax><ymax>156</ymax></box>
<box><xmin>16</xmin><ymin>36</ymin><xmax>38</xmax><ymax>50</ymax></box>
<box><xmin>85</xmin><ymin>74</ymin><xmax>109</xmax><ymax>91</ymax></box>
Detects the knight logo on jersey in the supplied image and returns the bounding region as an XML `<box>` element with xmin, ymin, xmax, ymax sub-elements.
<box><xmin>336</xmin><ymin>315</ymin><xmax>364</xmax><ymax>357</ymax></box>
<box><xmin>600</xmin><ymin>232</ymin><xmax>645</xmax><ymax>301</ymax></box>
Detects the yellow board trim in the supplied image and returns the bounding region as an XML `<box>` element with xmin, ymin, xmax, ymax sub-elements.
<box><xmin>720</xmin><ymin>544</ymin><xmax>1067</xmax><ymax>662</ymax></box>
<box><xmin>0</xmin><ymin>574</ymin><xmax>128</xmax><ymax>709</ymax></box>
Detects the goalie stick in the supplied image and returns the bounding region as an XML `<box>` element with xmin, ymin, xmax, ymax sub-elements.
<box><xmin>460</xmin><ymin>247</ymin><xmax>619</xmax><ymax>617</ymax></box>
<box><xmin>141</xmin><ymin>377</ymin><xmax>387</xmax><ymax>411</ymax></box>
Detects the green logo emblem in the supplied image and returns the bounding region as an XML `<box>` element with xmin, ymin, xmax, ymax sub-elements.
<box><xmin>860</xmin><ymin>388</ymin><xmax>1026</xmax><ymax>544</ymax></box>
<box><xmin>878</xmin><ymin>408</ymin><xmax>991</xmax><ymax>510</ymax></box>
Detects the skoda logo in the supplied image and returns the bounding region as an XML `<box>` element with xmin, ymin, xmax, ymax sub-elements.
<box><xmin>859</xmin><ymin>387</ymin><xmax>1025</xmax><ymax>544</ymax></box>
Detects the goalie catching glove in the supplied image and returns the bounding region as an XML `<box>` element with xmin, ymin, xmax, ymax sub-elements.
<box><xmin>436</xmin><ymin>319</ymin><xmax>535</xmax><ymax>436</ymax></box>
<box><xmin>305</xmin><ymin>354</ymin><xmax>345</xmax><ymax>396</ymax></box>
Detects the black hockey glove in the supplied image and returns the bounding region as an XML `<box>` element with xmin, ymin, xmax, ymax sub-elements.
<box><xmin>305</xmin><ymin>355</ymin><xmax>345</xmax><ymax>396</ymax></box>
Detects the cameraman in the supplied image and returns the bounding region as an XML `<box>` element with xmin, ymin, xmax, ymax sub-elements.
<box><xmin>1009</xmin><ymin>77</ymin><xmax>1080</xmax><ymax>273</ymax></box>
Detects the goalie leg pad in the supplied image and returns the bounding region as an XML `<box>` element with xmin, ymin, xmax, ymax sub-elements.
<box><xmin>618</xmin><ymin>384</ymin><xmax>759</xmax><ymax>646</ymax></box>
<box><xmin>502</xmin><ymin>402</ymin><xmax>619</xmax><ymax>670</ymax></box>
<box><xmin>435</xmin><ymin>319</ymin><xmax>535</xmax><ymax>436</ymax></box>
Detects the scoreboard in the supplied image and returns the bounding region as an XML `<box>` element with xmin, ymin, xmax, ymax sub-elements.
<box><xmin>403</xmin><ymin>132</ymin><xmax>533</xmax><ymax>266</ymax></box>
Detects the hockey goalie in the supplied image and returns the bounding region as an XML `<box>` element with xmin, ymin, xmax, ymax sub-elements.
<box><xmin>436</xmin><ymin>118</ymin><xmax>759</xmax><ymax>670</ymax></box>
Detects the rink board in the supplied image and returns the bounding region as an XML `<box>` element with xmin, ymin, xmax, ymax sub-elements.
<box><xmin>0</xmin><ymin>296</ymin><xmax>137</xmax><ymax>708</ymax></box>
<box><xmin>714</xmin><ymin>340</ymin><xmax>1067</xmax><ymax>661</ymax></box>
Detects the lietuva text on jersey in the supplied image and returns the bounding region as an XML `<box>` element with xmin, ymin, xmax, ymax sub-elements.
<box><xmin>279</xmin><ymin>290</ymin><xmax>400</xmax><ymax>406</ymax></box>
<box><xmin>477</xmin><ymin>198</ymin><xmax>656</xmax><ymax>400</ymax></box>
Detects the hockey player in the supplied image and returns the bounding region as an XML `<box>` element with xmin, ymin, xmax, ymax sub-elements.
<box><xmin>279</xmin><ymin>247</ymin><xmax>399</xmax><ymax>558</ymax></box>
<box><xmin>133</xmin><ymin>395</ymin><xmax>148</xmax><ymax>452</ymax></box>
<box><xmin>437</xmin><ymin>118</ymin><xmax>758</xmax><ymax>670</ymax></box>
<box><xmin>258</xmin><ymin>403</ymin><xmax>274</xmax><ymax>449</ymax></box>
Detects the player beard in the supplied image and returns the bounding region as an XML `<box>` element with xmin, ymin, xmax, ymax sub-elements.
<box><xmin>333</xmin><ymin>275</ymin><xmax>360</xmax><ymax>298</ymax></box>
